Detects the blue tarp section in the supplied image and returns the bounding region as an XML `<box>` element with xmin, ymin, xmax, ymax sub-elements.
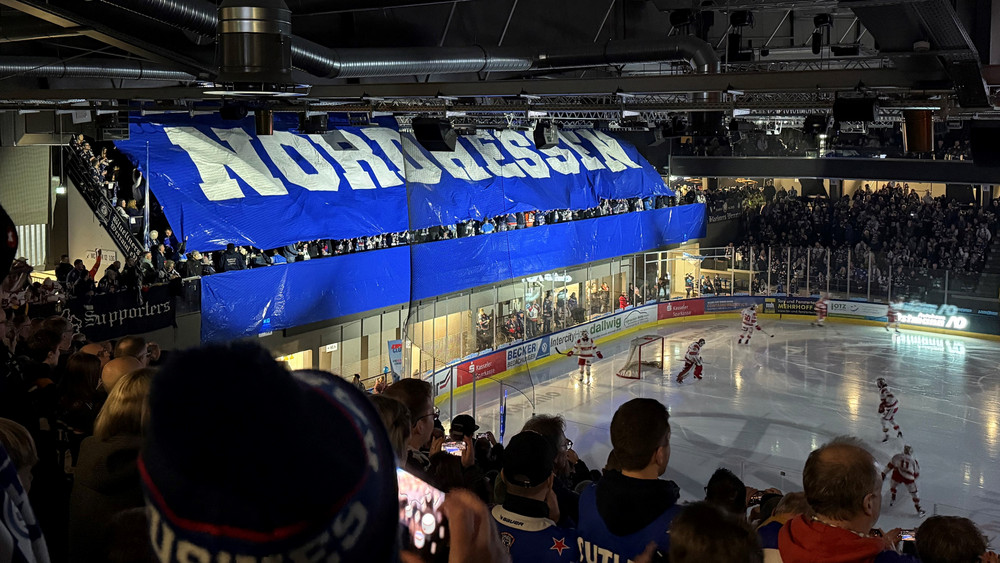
<box><xmin>116</xmin><ymin>114</ymin><xmax>672</xmax><ymax>252</ymax></box>
<box><xmin>201</xmin><ymin>204</ymin><xmax>706</xmax><ymax>341</ymax></box>
<box><xmin>201</xmin><ymin>245</ymin><xmax>412</xmax><ymax>341</ymax></box>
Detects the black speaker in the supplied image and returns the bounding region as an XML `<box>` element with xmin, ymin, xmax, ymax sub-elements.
<box><xmin>833</xmin><ymin>98</ymin><xmax>877</xmax><ymax>122</ymax></box>
<box><xmin>970</xmin><ymin>121</ymin><xmax>1000</xmax><ymax>167</ymax></box>
<box><xmin>412</xmin><ymin>117</ymin><xmax>457</xmax><ymax>152</ymax></box>
<box><xmin>533</xmin><ymin>121</ymin><xmax>559</xmax><ymax>149</ymax></box>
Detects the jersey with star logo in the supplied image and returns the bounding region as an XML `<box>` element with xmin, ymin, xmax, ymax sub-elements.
<box><xmin>491</xmin><ymin>505</ymin><xmax>578</xmax><ymax>562</ymax></box>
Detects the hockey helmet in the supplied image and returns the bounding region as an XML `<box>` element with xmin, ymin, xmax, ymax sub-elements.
<box><xmin>876</xmin><ymin>377</ymin><xmax>887</xmax><ymax>389</ymax></box>
<box><xmin>749</xmin><ymin>304</ymin><xmax>757</xmax><ymax>311</ymax></box>
<box><xmin>581</xmin><ymin>330</ymin><xmax>590</xmax><ymax>340</ymax></box>
<box><xmin>903</xmin><ymin>444</ymin><xmax>913</xmax><ymax>455</ymax></box>
<box><xmin>698</xmin><ymin>338</ymin><xmax>706</xmax><ymax>346</ymax></box>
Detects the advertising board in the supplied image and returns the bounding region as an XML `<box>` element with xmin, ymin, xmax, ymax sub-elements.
<box><xmin>705</xmin><ymin>296</ymin><xmax>761</xmax><ymax>313</ymax></box>
<box><xmin>762</xmin><ymin>296</ymin><xmax>815</xmax><ymax>315</ymax></box>
<box><xmin>658</xmin><ymin>299</ymin><xmax>706</xmax><ymax>320</ymax></box>
<box><xmin>828</xmin><ymin>300</ymin><xmax>888</xmax><ymax>319</ymax></box>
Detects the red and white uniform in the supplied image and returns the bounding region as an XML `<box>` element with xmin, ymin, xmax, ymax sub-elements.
<box><xmin>884</xmin><ymin>451</ymin><xmax>923</xmax><ymax>514</ymax></box>
<box><xmin>676</xmin><ymin>340</ymin><xmax>704</xmax><ymax>382</ymax></box>
<box><xmin>738</xmin><ymin>307</ymin><xmax>761</xmax><ymax>344</ymax></box>
<box><xmin>886</xmin><ymin>303</ymin><xmax>900</xmax><ymax>331</ymax></box>
<box><xmin>814</xmin><ymin>297</ymin><xmax>828</xmax><ymax>324</ymax></box>
<box><xmin>568</xmin><ymin>334</ymin><xmax>603</xmax><ymax>380</ymax></box>
<box><xmin>879</xmin><ymin>388</ymin><xmax>901</xmax><ymax>437</ymax></box>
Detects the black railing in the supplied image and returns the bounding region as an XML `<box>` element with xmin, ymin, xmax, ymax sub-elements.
<box><xmin>64</xmin><ymin>147</ymin><xmax>145</xmax><ymax>262</ymax></box>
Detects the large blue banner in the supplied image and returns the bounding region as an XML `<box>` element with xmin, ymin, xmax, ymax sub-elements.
<box><xmin>201</xmin><ymin>204</ymin><xmax>706</xmax><ymax>341</ymax></box>
<box><xmin>116</xmin><ymin>114</ymin><xmax>672</xmax><ymax>252</ymax></box>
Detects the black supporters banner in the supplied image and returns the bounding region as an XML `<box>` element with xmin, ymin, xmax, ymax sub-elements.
<box><xmin>66</xmin><ymin>286</ymin><xmax>175</xmax><ymax>341</ymax></box>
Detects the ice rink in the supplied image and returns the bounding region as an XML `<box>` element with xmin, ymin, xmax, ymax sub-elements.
<box><xmin>445</xmin><ymin>316</ymin><xmax>1000</xmax><ymax>535</ymax></box>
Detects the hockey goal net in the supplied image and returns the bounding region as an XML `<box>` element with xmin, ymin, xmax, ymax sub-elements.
<box><xmin>615</xmin><ymin>335</ymin><xmax>665</xmax><ymax>379</ymax></box>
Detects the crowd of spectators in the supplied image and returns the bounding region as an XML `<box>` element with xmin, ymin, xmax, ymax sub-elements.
<box><xmin>734</xmin><ymin>182</ymin><xmax>998</xmax><ymax>297</ymax></box>
<box><xmin>5</xmin><ymin>339</ymin><xmax>997</xmax><ymax>562</ymax></box>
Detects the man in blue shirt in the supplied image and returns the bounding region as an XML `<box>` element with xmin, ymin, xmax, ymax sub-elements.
<box><xmin>577</xmin><ymin>398</ymin><xmax>680</xmax><ymax>562</ymax></box>
<box><xmin>492</xmin><ymin>431</ymin><xmax>578</xmax><ymax>562</ymax></box>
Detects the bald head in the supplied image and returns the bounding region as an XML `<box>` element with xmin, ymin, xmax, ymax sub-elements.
<box><xmin>803</xmin><ymin>436</ymin><xmax>881</xmax><ymax>525</ymax></box>
<box><xmin>102</xmin><ymin>356</ymin><xmax>142</xmax><ymax>392</ymax></box>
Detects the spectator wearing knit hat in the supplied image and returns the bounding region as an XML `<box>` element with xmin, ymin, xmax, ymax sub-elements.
<box><xmin>139</xmin><ymin>342</ymin><xmax>511</xmax><ymax>563</ymax></box>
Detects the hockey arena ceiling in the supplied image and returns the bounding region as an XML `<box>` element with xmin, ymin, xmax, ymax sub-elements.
<box><xmin>0</xmin><ymin>0</ymin><xmax>996</xmax><ymax>126</ymax></box>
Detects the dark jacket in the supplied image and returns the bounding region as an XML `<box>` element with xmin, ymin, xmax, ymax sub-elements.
<box><xmin>593</xmin><ymin>470</ymin><xmax>680</xmax><ymax>537</ymax></box>
<box><xmin>68</xmin><ymin>434</ymin><xmax>144</xmax><ymax>563</ymax></box>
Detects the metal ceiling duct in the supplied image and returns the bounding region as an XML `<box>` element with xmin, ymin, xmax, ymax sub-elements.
<box><xmin>0</xmin><ymin>57</ymin><xmax>195</xmax><ymax>80</ymax></box>
<box><xmin>216</xmin><ymin>0</ymin><xmax>293</xmax><ymax>85</ymax></box>
<box><xmin>99</xmin><ymin>0</ymin><xmax>719</xmax><ymax>79</ymax></box>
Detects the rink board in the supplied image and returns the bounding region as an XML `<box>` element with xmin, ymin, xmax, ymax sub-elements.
<box><xmin>431</xmin><ymin>295</ymin><xmax>1000</xmax><ymax>402</ymax></box>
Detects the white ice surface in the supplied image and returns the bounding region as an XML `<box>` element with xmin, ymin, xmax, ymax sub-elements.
<box><xmin>442</xmin><ymin>317</ymin><xmax>1000</xmax><ymax>536</ymax></box>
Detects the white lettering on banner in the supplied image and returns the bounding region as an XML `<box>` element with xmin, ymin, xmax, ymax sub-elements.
<box><xmin>164</xmin><ymin>127</ymin><xmax>287</xmax><ymax>200</ymax></box>
<box><xmin>256</xmin><ymin>132</ymin><xmax>341</xmax><ymax>192</ymax></box>
<box><xmin>465</xmin><ymin>131</ymin><xmax>526</xmax><ymax>178</ymax></box>
<box><xmin>539</xmin><ymin>141</ymin><xmax>581</xmax><ymax>175</ymax></box>
<box><xmin>360</xmin><ymin>129</ymin><xmax>443</xmax><ymax>185</ymax></box>
<box><xmin>161</xmin><ymin>126</ymin><xmax>646</xmax><ymax>201</ymax></box>
<box><xmin>430</xmin><ymin>141</ymin><xmax>493</xmax><ymax>182</ymax></box>
<box><xmin>496</xmin><ymin>130</ymin><xmax>551</xmax><ymax>179</ymax></box>
<box><xmin>316</xmin><ymin>130</ymin><xmax>404</xmax><ymax>189</ymax></box>
<box><xmin>560</xmin><ymin>131</ymin><xmax>606</xmax><ymax>171</ymax></box>
<box><xmin>576</xmin><ymin>130</ymin><xmax>641</xmax><ymax>173</ymax></box>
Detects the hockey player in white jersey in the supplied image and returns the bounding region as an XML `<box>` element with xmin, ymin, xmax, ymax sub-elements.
<box><xmin>738</xmin><ymin>304</ymin><xmax>762</xmax><ymax>345</ymax></box>
<box><xmin>812</xmin><ymin>295</ymin><xmax>828</xmax><ymax>327</ymax></box>
<box><xmin>886</xmin><ymin>301</ymin><xmax>901</xmax><ymax>332</ymax></box>
<box><xmin>566</xmin><ymin>330</ymin><xmax>603</xmax><ymax>382</ymax></box>
<box><xmin>676</xmin><ymin>338</ymin><xmax>705</xmax><ymax>383</ymax></box>
<box><xmin>877</xmin><ymin>377</ymin><xmax>903</xmax><ymax>441</ymax></box>
<box><xmin>881</xmin><ymin>444</ymin><xmax>925</xmax><ymax>517</ymax></box>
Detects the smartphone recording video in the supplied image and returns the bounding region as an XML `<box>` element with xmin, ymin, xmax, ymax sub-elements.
<box><xmin>900</xmin><ymin>529</ymin><xmax>916</xmax><ymax>542</ymax></box>
<box><xmin>442</xmin><ymin>440</ymin><xmax>466</xmax><ymax>457</ymax></box>
<box><xmin>397</xmin><ymin>467</ymin><xmax>449</xmax><ymax>561</ymax></box>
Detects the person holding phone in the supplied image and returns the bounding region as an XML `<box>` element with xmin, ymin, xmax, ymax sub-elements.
<box><xmin>492</xmin><ymin>431</ymin><xmax>577</xmax><ymax>562</ymax></box>
<box><xmin>139</xmin><ymin>342</ymin><xmax>512</xmax><ymax>563</ymax></box>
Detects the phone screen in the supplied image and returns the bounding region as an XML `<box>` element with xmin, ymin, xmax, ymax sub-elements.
<box><xmin>397</xmin><ymin>468</ymin><xmax>449</xmax><ymax>560</ymax></box>
<box><xmin>900</xmin><ymin>530</ymin><xmax>916</xmax><ymax>542</ymax></box>
<box><xmin>442</xmin><ymin>441</ymin><xmax>466</xmax><ymax>456</ymax></box>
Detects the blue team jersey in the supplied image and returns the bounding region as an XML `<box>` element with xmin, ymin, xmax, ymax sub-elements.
<box><xmin>492</xmin><ymin>505</ymin><xmax>578</xmax><ymax>563</ymax></box>
<box><xmin>576</xmin><ymin>483</ymin><xmax>680</xmax><ymax>562</ymax></box>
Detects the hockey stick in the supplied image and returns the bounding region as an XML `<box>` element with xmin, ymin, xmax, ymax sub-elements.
<box><xmin>757</xmin><ymin>326</ymin><xmax>776</xmax><ymax>338</ymax></box>
<box><xmin>554</xmin><ymin>347</ymin><xmax>572</xmax><ymax>356</ymax></box>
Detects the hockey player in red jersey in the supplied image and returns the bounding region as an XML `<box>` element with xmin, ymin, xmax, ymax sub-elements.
<box><xmin>881</xmin><ymin>444</ymin><xmax>925</xmax><ymax>517</ymax></box>
<box><xmin>676</xmin><ymin>338</ymin><xmax>705</xmax><ymax>383</ymax></box>
<box><xmin>886</xmin><ymin>301</ymin><xmax>901</xmax><ymax>333</ymax></box>
<box><xmin>877</xmin><ymin>377</ymin><xmax>903</xmax><ymax>441</ymax></box>
<box><xmin>566</xmin><ymin>330</ymin><xmax>603</xmax><ymax>383</ymax></box>
<box><xmin>738</xmin><ymin>304</ymin><xmax>762</xmax><ymax>345</ymax></box>
<box><xmin>812</xmin><ymin>295</ymin><xmax>828</xmax><ymax>327</ymax></box>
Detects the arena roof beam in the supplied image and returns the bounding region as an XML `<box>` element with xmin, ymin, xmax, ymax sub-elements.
<box><xmin>0</xmin><ymin>0</ymin><xmax>213</xmax><ymax>76</ymax></box>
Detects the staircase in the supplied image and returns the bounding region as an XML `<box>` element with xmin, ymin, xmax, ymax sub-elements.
<box><xmin>64</xmin><ymin>147</ymin><xmax>145</xmax><ymax>262</ymax></box>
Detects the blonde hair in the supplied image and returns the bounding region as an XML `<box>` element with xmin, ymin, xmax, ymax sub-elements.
<box><xmin>0</xmin><ymin>418</ymin><xmax>37</xmax><ymax>471</ymax></box>
<box><xmin>94</xmin><ymin>368</ymin><xmax>155</xmax><ymax>440</ymax></box>
<box><xmin>369</xmin><ymin>395</ymin><xmax>411</xmax><ymax>460</ymax></box>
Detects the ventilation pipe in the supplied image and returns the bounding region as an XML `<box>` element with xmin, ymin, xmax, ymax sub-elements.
<box><xmin>216</xmin><ymin>0</ymin><xmax>293</xmax><ymax>86</ymax></box>
<box><xmin>99</xmin><ymin>0</ymin><xmax>719</xmax><ymax>79</ymax></box>
<box><xmin>0</xmin><ymin>57</ymin><xmax>194</xmax><ymax>80</ymax></box>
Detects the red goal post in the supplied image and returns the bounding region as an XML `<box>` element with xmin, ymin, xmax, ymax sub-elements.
<box><xmin>615</xmin><ymin>335</ymin><xmax>666</xmax><ymax>380</ymax></box>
